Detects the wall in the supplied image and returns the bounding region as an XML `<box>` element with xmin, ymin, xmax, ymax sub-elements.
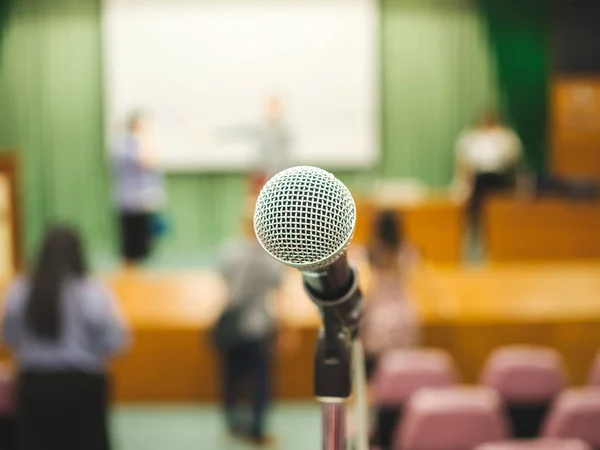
<box><xmin>0</xmin><ymin>0</ymin><xmax>547</xmax><ymax>265</ymax></box>
<box><xmin>554</xmin><ymin>0</ymin><xmax>600</xmax><ymax>75</ymax></box>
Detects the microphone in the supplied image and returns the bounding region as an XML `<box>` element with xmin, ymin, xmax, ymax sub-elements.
<box><xmin>253</xmin><ymin>165</ymin><xmax>362</xmax><ymax>337</ymax></box>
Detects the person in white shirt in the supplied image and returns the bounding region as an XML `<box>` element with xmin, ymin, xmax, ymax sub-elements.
<box><xmin>454</xmin><ymin>111</ymin><xmax>523</xmax><ymax>225</ymax></box>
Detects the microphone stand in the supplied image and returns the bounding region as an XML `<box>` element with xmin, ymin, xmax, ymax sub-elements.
<box><xmin>306</xmin><ymin>262</ymin><xmax>369</xmax><ymax>450</ymax></box>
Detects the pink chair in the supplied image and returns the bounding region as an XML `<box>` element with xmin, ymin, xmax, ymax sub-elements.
<box><xmin>476</xmin><ymin>438</ymin><xmax>591</xmax><ymax>450</ymax></box>
<box><xmin>370</xmin><ymin>349</ymin><xmax>458</xmax><ymax>448</ymax></box>
<box><xmin>481</xmin><ymin>345</ymin><xmax>567</xmax><ymax>438</ymax></box>
<box><xmin>588</xmin><ymin>351</ymin><xmax>600</xmax><ymax>386</ymax></box>
<box><xmin>397</xmin><ymin>386</ymin><xmax>509</xmax><ymax>450</ymax></box>
<box><xmin>372</xmin><ymin>349</ymin><xmax>458</xmax><ymax>406</ymax></box>
<box><xmin>543</xmin><ymin>388</ymin><xmax>600</xmax><ymax>448</ymax></box>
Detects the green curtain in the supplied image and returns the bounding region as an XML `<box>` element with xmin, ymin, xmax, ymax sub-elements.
<box><xmin>380</xmin><ymin>0</ymin><xmax>501</xmax><ymax>186</ymax></box>
<box><xmin>478</xmin><ymin>0</ymin><xmax>550</xmax><ymax>173</ymax></box>
<box><xmin>0</xmin><ymin>0</ymin><xmax>12</xmax><ymax>53</ymax></box>
<box><xmin>0</xmin><ymin>0</ymin><xmax>111</xmax><ymax>262</ymax></box>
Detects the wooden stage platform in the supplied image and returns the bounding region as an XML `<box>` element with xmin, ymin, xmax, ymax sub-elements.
<box><xmin>3</xmin><ymin>262</ymin><xmax>600</xmax><ymax>403</ymax></box>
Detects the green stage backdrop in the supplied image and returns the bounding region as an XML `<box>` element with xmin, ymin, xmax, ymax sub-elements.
<box><xmin>0</xmin><ymin>0</ymin><xmax>549</xmax><ymax>265</ymax></box>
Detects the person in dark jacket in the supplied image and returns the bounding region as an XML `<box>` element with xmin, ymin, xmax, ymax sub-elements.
<box><xmin>214</xmin><ymin>201</ymin><xmax>284</xmax><ymax>446</ymax></box>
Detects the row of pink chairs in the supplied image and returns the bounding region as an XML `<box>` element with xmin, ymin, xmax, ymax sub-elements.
<box><xmin>369</xmin><ymin>346</ymin><xmax>600</xmax><ymax>450</ymax></box>
<box><xmin>395</xmin><ymin>385</ymin><xmax>600</xmax><ymax>450</ymax></box>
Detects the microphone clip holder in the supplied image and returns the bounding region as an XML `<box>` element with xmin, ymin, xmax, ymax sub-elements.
<box><xmin>314</xmin><ymin>310</ymin><xmax>352</xmax><ymax>400</ymax></box>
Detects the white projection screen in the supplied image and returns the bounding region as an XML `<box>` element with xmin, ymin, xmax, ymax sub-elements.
<box><xmin>102</xmin><ymin>0</ymin><xmax>379</xmax><ymax>171</ymax></box>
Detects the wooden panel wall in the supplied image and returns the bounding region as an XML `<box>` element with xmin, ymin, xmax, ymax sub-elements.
<box><xmin>551</xmin><ymin>78</ymin><xmax>600</xmax><ymax>179</ymax></box>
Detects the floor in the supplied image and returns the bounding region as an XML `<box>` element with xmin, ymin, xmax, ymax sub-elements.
<box><xmin>112</xmin><ymin>403</ymin><xmax>321</xmax><ymax>450</ymax></box>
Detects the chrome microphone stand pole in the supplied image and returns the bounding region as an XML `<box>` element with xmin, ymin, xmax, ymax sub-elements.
<box><xmin>352</xmin><ymin>338</ymin><xmax>370</xmax><ymax>450</ymax></box>
<box><xmin>316</xmin><ymin>336</ymin><xmax>369</xmax><ymax>450</ymax></box>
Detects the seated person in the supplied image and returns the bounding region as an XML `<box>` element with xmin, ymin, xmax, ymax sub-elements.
<box><xmin>361</xmin><ymin>210</ymin><xmax>421</xmax><ymax>380</ymax></box>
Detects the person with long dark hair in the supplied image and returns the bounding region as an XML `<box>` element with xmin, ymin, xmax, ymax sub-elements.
<box><xmin>361</xmin><ymin>210</ymin><xmax>421</xmax><ymax>449</ymax></box>
<box><xmin>362</xmin><ymin>210</ymin><xmax>420</xmax><ymax>378</ymax></box>
<box><xmin>2</xmin><ymin>225</ymin><xmax>129</xmax><ymax>450</ymax></box>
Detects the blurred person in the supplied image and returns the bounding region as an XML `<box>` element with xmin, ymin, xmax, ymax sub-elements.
<box><xmin>2</xmin><ymin>226</ymin><xmax>129</xmax><ymax>450</ymax></box>
<box><xmin>361</xmin><ymin>210</ymin><xmax>420</xmax><ymax>380</ymax></box>
<box><xmin>360</xmin><ymin>210</ymin><xmax>421</xmax><ymax>449</ymax></box>
<box><xmin>211</xmin><ymin>200</ymin><xmax>285</xmax><ymax>447</ymax></box>
<box><xmin>111</xmin><ymin>111</ymin><xmax>166</xmax><ymax>267</ymax></box>
<box><xmin>221</xmin><ymin>94</ymin><xmax>292</xmax><ymax>192</ymax></box>
<box><xmin>257</xmin><ymin>95</ymin><xmax>291</xmax><ymax>177</ymax></box>
<box><xmin>454</xmin><ymin>110</ymin><xmax>523</xmax><ymax>225</ymax></box>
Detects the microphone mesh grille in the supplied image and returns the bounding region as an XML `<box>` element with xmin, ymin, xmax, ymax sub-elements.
<box><xmin>253</xmin><ymin>166</ymin><xmax>356</xmax><ymax>271</ymax></box>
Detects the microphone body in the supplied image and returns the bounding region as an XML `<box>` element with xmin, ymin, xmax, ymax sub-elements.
<box><xmin>302</xmin><ymin>253</ymin><xmax>352</xmax><ymax>301</ymax></box>
<box><xmin>301</xmin><ymin>254</ymin><xmax>362</xmax><ymax>338</ymax></box>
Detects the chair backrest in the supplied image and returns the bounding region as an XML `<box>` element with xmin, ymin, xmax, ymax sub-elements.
<box><xmin>543</xmin><ymin>387</ymin><xmax>600</xmax><ymax>448</ymax></box>
<box><xmin>588</xmin><ymin>351</ymin><xmax>600</xmax><ymax>387</ymax></box>
<box><xmin>476</xmin><ymin>438</ymin><xmax>591</xmax><ymax>450</ymax></box>
<box><xmin>480</xmin><ymin>345</ymin><xmax>567</xmax><ymax>403</ymax></box>
<box><xmin>371</xmin><ymin>348</ymin><xmax>458</xmax><ymax>407</ymax></box>
<box><xmin>397</xmin><ymin>386</ymin><xmax>509</xmax><ymax>450</ymax></box>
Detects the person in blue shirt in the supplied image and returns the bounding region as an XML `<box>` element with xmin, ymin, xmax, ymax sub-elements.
<box><xmin>111</xmin><ymin>111</ymin><xmax>166</xmax><ymax>267</ymax></box>
<box><xmin>2</xmin><ymin>225</ymin><xmax>129</xmax><ymax>450</ymax></box>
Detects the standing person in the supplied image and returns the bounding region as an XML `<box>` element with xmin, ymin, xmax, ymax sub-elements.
<box><xmin>255</xmin><ymin>95</ymin><xmax>291</xmax><ymax>178</ymax></box>
<box><xmin>2</xmin><ymin>225</ymin><xmax>129</xmax><ymax>450</ymax></box>
<box><xmin>221</xmin><ymin>95</ymin><xmax>292</xmax><ymax>194</ymax></box>
<box><xmin>454</xmin><ymin>110</ymin><xmax>523</xmax><ymax>226</ymax></box>
<box><xmin>111</xmin><ymin>111</ymin><xmax>166</xmax><ymax>267</ymax></box>
<box><xmin>211</xmin><ymin>201</ymin><xmax>284</xmax><ymax>447</ymax></box>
